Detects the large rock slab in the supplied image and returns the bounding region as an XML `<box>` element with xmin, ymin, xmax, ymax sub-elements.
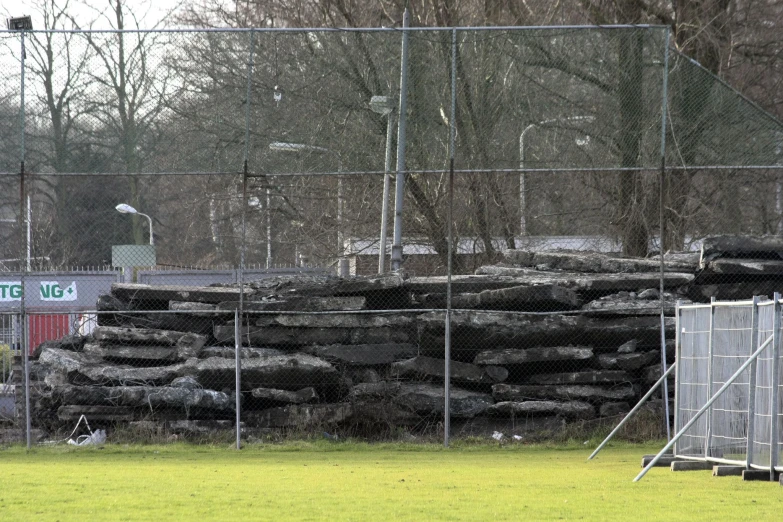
<box><xmin>487</xmin><ymin>400</ymin><xmax>595</xmax><ymax>419</ymax></box>
<box><xmin>492</xmin><ymin>383</ymin><xmax>637</xmax><ymax>402</ymax></box>
<box><xmin>687</xmin><ymin>281</ymin><xmax>781</xmax><ymax>302</ymax></box>
<box><xmin>57</xmin><ymin>405</ymin><xmax>135</xmax><ymax>422</ymax></box>
<box><xmin>700</xmin><ymin>235</ymin><xmax>783</xmax><ymax>259</ymax></box>
<box><xmin>702</xmin><ymin>258</ymin><xmax>783</xmax><ymax>275</ymax></box>
<box><xmin>194</xmin><ymin>354</ymin><xmax>337</xmax><ymax>391</ymax></box>
<box><xmin>303</xmin><ymin>344</ymin><xmax>418</xmax><ymax>366</ymax></box>
<box><xmin>392</xmin><ymin>383</ymin><xmax>493</xmax><ymax>418</ymax></box>
<box><xmin>53</xmin><ymin>384</ymin><xmax>232</xmax><ymax>410</ymax></box>
<box><xmin>39</xmin><ymin>348</ymin><xmax>193</xmax><ymax>386</ymax></box>
<box><xmin>597</xmin><ymin>351</ymin><xmax>660</xmax><ymax>371</ymax></box>
<box><xmin>93</xmin><ymin>326</ymin><xmax>183</xmax><ymax>345</ymax></box>
<box><xmin>200</xmin><ymin>346</ymin><xmax>285</xmax><ymax>359</ymax></box>
<box><xmin>501</xmin><ymin>249</ymin><xmax>697</xmax><ymax>273</ymax></box>
<box><xmin>472</xmin><ymin>267</ymin><xmax>694</xmax><ymax>292</ymax></box>
<box><xmin>83</xmin><ymin>342</ymin><xmax>179</xmax><ymax>364</ymax></box>
<box><xmin>527</xmin><ymin>370</ymin><xmax>632</xmax><ymax>385</ymax></box>
<box><xmin>474</xmin><ymin>346</ymin><xmax>593</xmax><ymax>366</ymax></box>
<box><xmin>349</xmin><ymin>381</ymin><xmax>403</xmax><ymax>399</ymax></box>
<box><xmin>416</xmin><ymin>284</ymin><xmax>580</xmax><ymax>312</ymax></box>
<box><xmin>250</xmin><ymin>387</ymin><xmax>319</xmax><ymax>404</ymax></box>
<box><xmin>220</xmin><ymin>296</ymin><xmax>367</xmax><ymax>311</ymax></box>
<box><xmin>250</xmin><ymin>313</ymin><xmax>417</xmax><ymax>329</ymax></box>
<box><xmin>582</xmin><ymin>291</ymin><xmax>686</xmax><ymax>316</ymax></box>
<box><xmin>418</xmin><ymin>310</ymin><xmax>674</xmax><ymax>351</ymax></box>
<box><xmin>246</xmin><ymin>403</ymin><xmax>352</xmax><ymax>428</ymax></box>
<box><xmin>111</xmin><ymin>283</ymin><xmax>249</xmax><ymax>304</ymax></box>
<box><xmin>214</xmin><ymin>325</ymin><xmax>411</xmax><ymax>347</ymax></box>
<box><xmin>390</xmin><ymin>356</ymin><xmax>506</xmax><ymax>384</ymax></box>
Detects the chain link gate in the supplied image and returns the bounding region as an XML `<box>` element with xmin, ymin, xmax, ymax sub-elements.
<box><xmin>1</xmin><ymin>23</ymin><xmax>783</xmax><ymax>448</ymax></box>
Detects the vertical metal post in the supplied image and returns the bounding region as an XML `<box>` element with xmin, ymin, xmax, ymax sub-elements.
<box><xmin>673</xmin><ymin>300</ymin><xmax>682</xmax><ymax>456</ymax></box>
<box><xmin>19</xmin><ymin>28</ymin><xmax>31</xmax><ymax>450</ymax></box>
<box><xmin>705</xmin><ymin>297</ymin><xmax>716</xmax><ymax>458</ymax></box>
<box><xmin>236</xmin><ymin>29</ymin><xmax>255</xmax><ymax>450</ymax></box>
<box><xmin>378</xmin><ymin>112</ymin><xmax>394</xmax><ymax>274</ymax></box>
<box><xmin>444</xmin><ymin>28</ymin><xmax>456</xmax><ymax>448</ymax></box>
<box><xmin>745</xmin><ymin>296</ymin><xmax>760</xmax><ymax>469</ymax></box>
<box><xmin>390</xmin><ymin>8</ymin><xmax>410</xmax><ymax>271</ymax></box>
<box><xmin>770</xmin><ymin>293</ymin><xmax>781</xmax><ymax>478</ymax></box>
<box><xmin>266</xmin><ymin>186</ymin><xmax>272</xmax><ymax>269</ymax></box>
<box><xmin>658</xmin><ymin>26</ymin><xmax>671</xmax><ymax>442</ymax></box>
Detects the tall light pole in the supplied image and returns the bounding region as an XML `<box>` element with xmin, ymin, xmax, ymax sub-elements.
<box><xmin>269</xmin><ymin>142</ymin><xmax>347</xmax><ymax>277</ymax></box>
<box><xmin>115</xmin><ymin>203</ymin><xmax>154</xmax><ymax>245</ymax></box>
<box><xmin>370</xmin><ymin>95</ymin><xmax>396</xmax><ymax>274</ymax></box>
<box><xmin>519</xmin><ymin>115</ymin><xmax>594</xmax><ymax>236</ymax></box>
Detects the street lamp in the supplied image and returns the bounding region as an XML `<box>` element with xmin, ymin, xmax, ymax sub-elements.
<box><xmin>369</xmin><ymin>95</ymin><xmax>396</xmax><ymax>274</ymax></box>
<box><xmin>115</xmin><ymin>203</ymin><xmax>154</xmax><ymax>245</ymax></box>
<box><xmin>268</xmin><ymin>142</ymin><xmax>348</xmax><ymax>277</ymax></box>
<box><xmin>519</xmin><ymin>115</ymin><xmax>594</xmax><ymax>236</ymax></box>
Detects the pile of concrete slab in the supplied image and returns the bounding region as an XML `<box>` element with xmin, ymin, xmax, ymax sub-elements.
<box><xmin>24</xmin><ymin>235</ymin><xmax>780</xmax><ymax>439</ymax></box>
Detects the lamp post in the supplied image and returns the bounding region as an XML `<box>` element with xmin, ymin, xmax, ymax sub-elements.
<box><xmin>115</xmin><ymin>203</ymin><xmax>154</xmax><ymax>245</ymax></box>
<box><xmin>519</xmin><ymin>115</ymin><xmax>594</xmax><ymax>236</ymax></box>
<box><xmin>369</xmin><ymin>95</ymin><xmax>396</xmax><ymax>274</ymax></box>
<box><xmin>268</xmin><ymin>142</ymin><xmax>348</xmax><ymax>277</ymax></box>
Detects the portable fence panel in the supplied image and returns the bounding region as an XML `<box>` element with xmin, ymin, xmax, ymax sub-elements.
<box><xmin>751</xmin><ymin>301</ymin><xmax>776</xmax><ymax>468</ymax></box>
<box><xmin>675</xmin><ymin>306</ymin><xmax>712</xmax><ymax>458</ymax></box>
<box><xmin>708</xmin><ymin>303</ymin><xmax>754</xmax><ymax>463</ymax></box>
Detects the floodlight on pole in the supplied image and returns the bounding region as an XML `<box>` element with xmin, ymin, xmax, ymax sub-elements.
<box><xmin>116</xmin><ymin>203</ymin><xmax>154</xmax><ymax>245</ymax></box>
<box><xmin>268</xmin><ymin>142</ymin><xmax>348</xmax><ymax>277</ymax></box>
<box><xmin>518</xmin><ymin>115</ymin><xmax>594</xmax><ymax>236</ymax></box>
<box><xmin>6</xmin><ymin>16</ymin><xmax>33</xmax><ymax>30</ymax></box>
<box><xmin>370</xmin><ymin>95</ymin><xmax>396</xmax><ymax>273</ymax></box>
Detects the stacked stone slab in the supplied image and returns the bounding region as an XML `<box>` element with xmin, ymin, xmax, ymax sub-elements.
<box><xmin>28</xmin><ymin>239</ymin><xmax>772</xmax><ymax>438</ymax></box>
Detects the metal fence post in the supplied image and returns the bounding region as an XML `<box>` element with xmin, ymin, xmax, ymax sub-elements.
<box><xmin>745</xmin><ymin>296</ymin><xmax>760</xmax><ymax>469</ymax></box>
<box><xmin>236</xmin><ymin>29</ymin><xmax>255</xmax><ymax>450</ymax></box>
<box><xmin>658</xmin><ymin>25</ymin><xmax>671</xmax><ymax>441</ymax></box>
<box><xmin>673</xmin><ymin>300</ymin><xmax>682</xmax><ymax>456</ymax></box>
<box><xmin>390</xmin><ymin>8</ymin><xmax>410</xmax><ymax>271</ymax></box>
<box><xmin>444</xmin><ymin>28</ymin><xmax>457</xmax><ymax>448</ymax></box>
<box><xmin>770</xmin><ymin>293</ymin><xmax>781</xmax><ymax>478</ymax></box>
<box><xmin>705</xmin><ymin>297</ymin><xmax>716</xmax><ymax>458</ymax></box>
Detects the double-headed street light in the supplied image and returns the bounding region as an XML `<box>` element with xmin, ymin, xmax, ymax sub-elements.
<box><xmin>369</xmin><ymin>95</ymin><xmax>396</xmax><ymax>274</ymax></box>
<box><xmin>268</xmin><ymin>142</ymin><xmax>348</xmax><ymax>277</ymax></box>
<box><xmin>115</xmin><ymin>203</ymin><xmax>154</xmax><ymax>245</ymax></box>
<box><xmin>519</xmin><ymin>115</ymin><xmax>594</xmax><ymax>236</ymax></box>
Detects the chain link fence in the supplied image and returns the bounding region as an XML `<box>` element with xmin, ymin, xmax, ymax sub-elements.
<box><xmin>1</xmin><ymin>25</ymin><xmax>783</xmax><ymax>447</ymax></box>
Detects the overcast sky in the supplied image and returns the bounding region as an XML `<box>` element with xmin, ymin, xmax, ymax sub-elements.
<box><xmin>5</xmin><ymin>0</ymin><xmax>187</xmax><ymax>30</ymax></box>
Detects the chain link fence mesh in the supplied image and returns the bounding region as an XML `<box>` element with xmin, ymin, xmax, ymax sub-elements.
<box><xmin>1</xmin><ymin>26</ymin><xmax>783</xmax><ymax>447</ymax></box>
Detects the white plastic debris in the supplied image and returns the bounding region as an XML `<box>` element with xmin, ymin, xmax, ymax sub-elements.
<box><xmin>68</xmin><ymin>429</ymin><xmax>106</xmax><ymax>446</ymax></box>
<box><xmin>491</xmin><ymin>431</ymin><xmax>504</xmax><ymax>441</ymax></box>
<box><xmin>513</xmin><ymin>435</ymin><xmax>523</xmax><ymax>441</ymax></box>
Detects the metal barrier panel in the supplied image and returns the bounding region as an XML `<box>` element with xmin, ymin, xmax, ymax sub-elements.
<box><xmin>751</xmin><ymin>301</ymin><xmax>775</xmax><ymax>468</ymax></box>
<box><xmin>675</xmin><ymin>305</ymin><xmax>712</xmax><ymax>458</ymax></box>
<box><xmin>708</xmin><ymin>303</ymin><xmax>754</xmax><ymax>463</ymax></box>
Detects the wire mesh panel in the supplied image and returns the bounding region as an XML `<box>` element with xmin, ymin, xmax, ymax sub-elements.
<box><xmin>750</xmin><ymin>301</ymin><xmax>776</xmax><ymax>468</ymax></box>
<box><xmin>675</xmin><ymin>305</ymin><xmax>712</xmax><ymax>458</ymax></box>
<box><xmin>707</xmin><ymin>303</ymin><xmax>754</xmax><ymax>463</ymax></box>
<box><xmin>3</xmin><ymin>23</ymin><xmax>783</xmax><ymax>446</ymax></box>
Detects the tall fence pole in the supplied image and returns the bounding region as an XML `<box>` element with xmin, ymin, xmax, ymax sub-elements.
<box><xmin>236</xmin><ymin>29</ymin><xmax>256</xmax><ymax>450</ymax></box>
<box><xmin>658</xmin><ymin>26</ymin><xmax>671</xmax><ymax>441</ymax></box>
<box><xmin>444</xmin><ymin>28</ymin><xmax>457</xmax><ymax>448</ymax></box>
<box><xmin>18</xmin><ymin>29</ymin><xmax>32</xmax><ymax>450</ymax></box>
<box><xmin>390</xmin><ymin>8</ymin><xmax>410</xmax><ymax>271</ymax></box>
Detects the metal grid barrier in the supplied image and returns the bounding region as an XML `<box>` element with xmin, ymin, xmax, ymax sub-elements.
<box><xmin>0</xmin><ymin>19</ymin><xmax>782</xmax><ymax>447</ymax></box>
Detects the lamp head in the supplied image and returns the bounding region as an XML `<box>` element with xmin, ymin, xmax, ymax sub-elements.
<box><xmin>115</xmin><ymin>203</ymin><xmax>137</xmax><ymax>215</ymax></box>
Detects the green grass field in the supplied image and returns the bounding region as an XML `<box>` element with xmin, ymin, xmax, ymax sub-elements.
<box><xmin>1</xmin><ymin>442</ymin><xmax>782</xmax><ymax>521</ymax></box>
